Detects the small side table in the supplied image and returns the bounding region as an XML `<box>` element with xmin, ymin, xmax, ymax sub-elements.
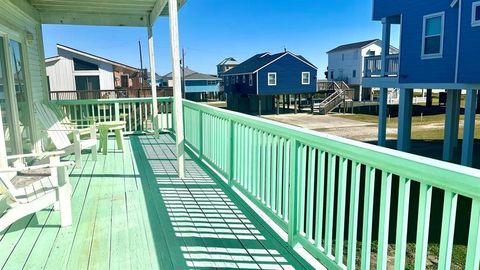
<box><xmin>97</xmin><ymin>121</ymin><xmax>126</xmax><ymax>155</ymax></box>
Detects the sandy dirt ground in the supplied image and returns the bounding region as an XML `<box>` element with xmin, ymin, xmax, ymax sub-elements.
<box><xmin>262</xmin><ymin>113</ymin><xmax>395</xmax><ymax>142</ymax></box>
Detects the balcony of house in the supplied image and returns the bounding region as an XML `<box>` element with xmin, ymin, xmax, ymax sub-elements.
<box><xmin>2</xmin><ymin>97</ymin><xmax>480</xmax><ymax>269</ymax></box>
<box><xmin>362</xmin><ymin>54</ymin><xmax>400</xmax><ymax>88</ymax></box>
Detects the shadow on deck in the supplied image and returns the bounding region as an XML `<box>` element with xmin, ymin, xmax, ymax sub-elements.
<box><xmin>0</xmin><ymin>134</ymin><xmax>313</xmax><ymax>270</ymax></box>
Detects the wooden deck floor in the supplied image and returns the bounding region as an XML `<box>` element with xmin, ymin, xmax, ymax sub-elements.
<box><xmin>0</xmin><ymin>134</ymin><xmax>313</xmax><ymax>270</ymax></box>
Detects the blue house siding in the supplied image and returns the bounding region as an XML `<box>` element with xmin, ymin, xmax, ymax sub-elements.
<box><xmin>224</xmin><ymin>73</ymin><xmax>257</xmax><ymax>95</ymax></box>
<box><xmin>185</xmin><ymin>83</ymin><xmax>219</xmax><ymax>93</ymax></box>
<box><xmin>398</xmin><ymin>3</ymin><xmax>458</xmax><ymax>84</ymax></box>
<box><xmin>373</xmin><ymin>0</ymin><xmax>480</xmax><ymax>85</ymax></box>
<box><xmin>257</xmin><ymin>54</ymin><xmax>317</xmax><ymax>95</ymax></box>
<box><xmin>458</xmin><ymin>0</ymin><xmax>480</xmax><ymax>83</ymax></box>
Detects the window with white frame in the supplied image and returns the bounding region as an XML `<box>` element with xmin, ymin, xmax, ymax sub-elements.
<box><xmin>422</xmin><ymin>12</ymin><xmax>444</xmax><ymax>59</ymax></box>
<box><xmin>249</xmin><ymin>74</ymin><xmax>253</xmax><ymax>86</ymax></box>
<box><xmin>268</xmin><ymin>72</ymin><xmax>277</xmax><ymax>86</ymax></box>
<box><xmin>226</xmin><ymin>76</ymin><xmax>229</xmax><ymax>86</ymax></box>
<box><xmin>242</xmin><ymin>75</ymin><xmax>246</xmax><ymax>83</ymax></box>
<box><xmin>301</xmin><ymin>72</ymin><xmax>310</xmax><ymax>85</ymax></box>
<box><xmin>236</xmin><ymin>75</ymin><xmax>239</xmax><ymax>83</ymax></box>
<box><xmin>473</xmin><ymin>1</ymin><xmax>480</xmax><ymax>27</ymax></box>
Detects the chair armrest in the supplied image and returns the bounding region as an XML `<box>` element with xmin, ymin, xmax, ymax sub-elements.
<box><xmin>0</xmin><ymin>161</ymin><xmax>75</xmax><ymax>173</ymax></box>
<box><xmin>7</xmin><ymin>151</ymin><xmax>65</xmax><ymax>160</ymax></box>
<box><xmin>90</xmin><ymin>125</ymin><xmax>97</xmax><ymax>140</ymax></box>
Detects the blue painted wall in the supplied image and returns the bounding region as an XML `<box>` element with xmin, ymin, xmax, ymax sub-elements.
<box><xmin>458</xmin><ymin>0</ymin><xmax>480</xmax><ymax>83</ymax></box>
<box><xmin>224</xmin><ymin>73</ymin><xmax>257</xmax><ymax>95</ymax></box>
<box><xmin>373</xmin><ymin>0</ymin><xmax>480</xmax><ymax>84</ymax></box>
<box><xmin>257</xmin><ymin>54</ymin><xmax>317</xmax><ymax>95</ymax></box>
<box><xmin>399</xmin><ymin>2</ymin><xmax>458</xmax><ymax>84</ymax></box>
<box><xmin>185</xmin><ymin>80</ymin><xmax>220</xmax><ymax>93</ymax></box>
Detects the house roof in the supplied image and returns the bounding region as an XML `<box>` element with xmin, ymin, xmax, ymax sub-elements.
<box><xmin>28</xmin><ymin>0</ymin><xmax>187</xmax><ymax>27</ymax></box>
<box><xmin>223</xmin><ymin>51</ymin><xmax>317</xmax><ymax>76</ymax></box>
<box><xmin>54</xmin><ymin>44</ymin><xmax>139</xmax><ymax>72</ymax></box>
<box><xmin>217</xmin><ymin>57</ymin><xmax>238</xmax><ymax>66</ymax></box>
<box><xmin>327</xmin><ymin>39</ymin><xmax>381</xmax><ymax>53</ymax></box>
<box><xmin>327</xmin><ymin>39</ymin><xmax>400</xmax><ymax>54</ymax></box>
<box><xmin>164</xmin><ymin>67</ymin><xmax>221</xmax><ymax>81</ymax></box>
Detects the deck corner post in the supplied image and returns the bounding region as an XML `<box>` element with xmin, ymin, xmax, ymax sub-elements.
<box><xmin>168</xmin><ymin>0</ymin><xmax>185</xmax><ymax>178</ymax></box>
<box><xmin>443</xmin><ymin>89</ymin><xmax>461</xmax><ymax>161</ymax></box>
<box><xmin>287</xmin><ymin>138</ymin><xmax>299</xmax><ymax>246</ymax></box>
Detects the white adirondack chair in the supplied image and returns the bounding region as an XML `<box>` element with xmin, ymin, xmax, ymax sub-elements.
<box><xmin>35</xmin><ymin>103</ymin><xmax>97</xmax><ymax>168</ymax></box>
<box><xmin>0</xmin><ymin>152</ymin><xmax>74</xmax><ymax>233</ymax></box>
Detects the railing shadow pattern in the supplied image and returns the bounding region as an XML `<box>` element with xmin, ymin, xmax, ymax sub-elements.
<box><xmin>131</xmin><ymin>135</ymin><xmax>312</xmax><ymax>269</ymax></box>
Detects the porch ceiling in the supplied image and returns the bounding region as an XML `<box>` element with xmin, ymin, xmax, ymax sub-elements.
<box><xmin>27</xmin><ymin>0</ymin><xmax>187</xmax><ymax>27</ymax></box>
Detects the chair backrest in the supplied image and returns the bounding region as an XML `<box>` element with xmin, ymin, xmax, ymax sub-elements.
<box><xmin>34</xmin><ymin>103</ymin><xmax>72</xmax><ymax>150</ymax></box>
<box><xmin>0</xmin><ymin>174</ymin><xmax>17</xmax><ymax>203</ymax></box>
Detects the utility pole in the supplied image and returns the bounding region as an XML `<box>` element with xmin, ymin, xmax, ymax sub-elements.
<box><xmin>138</xmin><ymin>40</ymin><xmax>144</xmax><ymax>89</ymax></box>
<box><xmin>181</xmin><ymin>48</ymin><xmax>185</xmax><ymax>98</ymax></box>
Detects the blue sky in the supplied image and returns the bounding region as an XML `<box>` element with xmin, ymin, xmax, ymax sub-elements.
<box><xmin>43</xmin><ymin>0</ymin><xmax>399</xmax><ymax>77</ymax></box>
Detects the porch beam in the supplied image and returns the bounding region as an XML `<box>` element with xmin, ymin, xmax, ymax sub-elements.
<box><xmin>147</xmin><ymin>26</ymin><xmax>159</xmax><ymax>134</ymax></box>
<box><xmin>397</xmin><ymin>88</ymin><xmax>413</xmax><ymax>152</ymax></box>
<box><xmin>461</xmin><ymin>89</ymin><xmax>477</xmax><ymax>166</ymax></box>
<box><xmin>149</xmin><ymin>0</ymin><xmax>167</xmax><ymax>26</ymax></box>
<box><xmin>39</xmin><ymin>12</ymin><xmax>148</xmax><ymax>27</ymax></box>
<box><xmin>168</xmin><ymin>0</ymin><xmax>185</xmax><ymax>178</ymax></box>
<box><xmin>443</xmin><ymin>89</ymin><xmax>461</xmax><ymax>161</ymax></box>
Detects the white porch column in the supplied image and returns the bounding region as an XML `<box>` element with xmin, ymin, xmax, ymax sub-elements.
<box><xmin>147</xmin><ymin>26</ymin><xmax>159</xmax><ymax>134</ymax></box>
<box><xmin>443</xmin><ymin>89</ymin><xmax>461</xmax><ymax>161</ymax></box>
<box><xmin>397</xmin><ymin>88</ymin><xmax>413</xmax><ymax>152</ymax></box>
<box><xmin>461</xmin><ymin>89</ymin><xmax>477</xmax><ymax>166</ymax></box>
<box><xmin>378</xmin><ymin>88</ymin><xmax>388</xmax><ymax>146</ymax></box>
<box><xmin>168</xmin><ymin>0</ymin><xmax>185</xmax><ymax>178</ymax></box>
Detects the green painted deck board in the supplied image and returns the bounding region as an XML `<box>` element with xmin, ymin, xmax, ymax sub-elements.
<box><xmin>0</xmin><ymin>134</ymin><xmax>313</xmax><ymax>270</ymax></box>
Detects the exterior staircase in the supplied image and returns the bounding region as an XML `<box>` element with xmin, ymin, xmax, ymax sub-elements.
<box><xmin>316</xmin><ymin>81</ymin><xmax>352</xmax><ymax>115</ymax></box>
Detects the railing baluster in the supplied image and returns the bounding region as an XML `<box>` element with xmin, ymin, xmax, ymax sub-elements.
<box><xmin>305</xmin><ymin>147</ymin><xmax>316</xmax><ymax>241</ymax></box>
<box><xmin>438</xmin><ymin>191</ymin><xmax>458</xmax><ymax>270</ymax></box>
<box><xmin>287</xmin><ymin>138</ymin><xmax>299</xmax><ymax>245</ymax></box>
<box><xmin>361</xmin><ymin>166</ymin><xmax>375</xmax><ymax>269</ymax></box>
<box><xmin>283</xmin><ymin>139</ymin><xmax>291</xmax><ymax>223</ymax></box>
<box><xmin>377</xmin><ymin>171</ymin><xmax>393</xmax><ymax>270</ymax></box>
<box><xmin>314</xmin><ymin>150</ymin><xmax>326</xmax><ymax>249</ymax></box>
<box><xmin>465</xmin><ymin>199</ymin><xmax>480</xmax><ymax>270</ymax></box>
<box><xmin>271</xmin><ymin>136</ymin><xmax>278</xmax><ymax>212</ymax></box>
<box><xmin>297</xmin><ymin>144</ymin><xmax>307</xmax><ymax>236</ymax></box>
<box><xmin>347</xmin><ymin>161</ymin><xmax>361</xmax><ymax>270</ymax></box>
<box><xmin>414</xmin><ymin>183</ymin><xmax>433</xmax><ymax>270</ymax></box>
<box><xmin>276</xmin><ymin>137</ymin><xmax>284</xmax><ymax>216</ymax></box>
<box><xmin>335</xmin><ymin>157</ymin><xmax>348</xmax><ymax>265</ymax></box>
<box><xmin>266</xmin><ymin>134</ymin><xmax>272</xmax><ymax>207</ymax></box>
<box><xmin>394</xmin><ymin>177</ymin><xmax>411</xmax><ymax>270</ymax></box>
<box><xmin>325</xmin><ymin>153</ymin><xmax>336</xmax><ymax>256</ymax></box>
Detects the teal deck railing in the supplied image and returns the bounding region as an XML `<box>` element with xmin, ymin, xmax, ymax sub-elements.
<box><xmin>51</xmin><ymin>97</ymin><xmax>173</xmax><ymax>134</ymax></box>
<box><xmin>53</xmin><ymin>97</ymin><xmax>480</xmax><ymax>269</ymax></box>
<box><xmin>182</xmin><ymin>100</ymin><xmax>480</xmax><ymax>270</ymax></box>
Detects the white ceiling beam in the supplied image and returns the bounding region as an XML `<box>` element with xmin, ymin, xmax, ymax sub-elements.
<box><xmin>36</xmin><ymin>6</ymin><xmax>151</xmax><ymax>16</ymax></box>
<box><xmin>3</xmin><ymin>0</ymin><xmax>40</xmax><ymax>21</ymax></box>
<box><xmin>30</xmin><ymin>0</ymin><xmax>155</xmax><ymax>4</ymax></box>
<box><xmin>32</xmin><ymin>3</ymin><xmax>154</xmax><ymax>10</ymax></box>
<box><xmin>40</xmin><ymin>12</ymin><xmax>149</xmax><ymax>27</ymax></box>
<box><xmin>149</xmin><ymin>0</ymin><xmax>167</xmax><ymax>26</ymax></box>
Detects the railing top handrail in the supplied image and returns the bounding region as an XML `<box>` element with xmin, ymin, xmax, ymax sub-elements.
<box><xmin>183</xmin><ymin>99</ymin><xmax>480</xmax><ymax>198</ymax></box>
<box><xmin>50</xmin><ymin>97</ymin><xmax>174</xmax><ymax>105</ymax></box>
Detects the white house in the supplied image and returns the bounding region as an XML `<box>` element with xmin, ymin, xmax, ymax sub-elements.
<box><xmin>46</xmin><ymin>44</ymin><xmax>141</xmax><ymax>95</ymax></box>
<box><xmin>327</xmin><ymin>39</ymin><xmax>398</xmax><ymax>101</ymax></box>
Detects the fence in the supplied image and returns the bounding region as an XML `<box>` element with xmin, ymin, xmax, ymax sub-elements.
<box><xmin>182</xmin><ymin>99</ymin><xmax>480</xmax><ymax>270</ymax></box>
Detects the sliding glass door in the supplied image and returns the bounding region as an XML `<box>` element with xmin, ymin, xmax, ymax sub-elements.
<box><xmin>0</xmin><ymin>37</ymin><xmax>16</xmax><ymax>155</ymax></box>
<box><xmin>9</xmin><ymin>40</ymin><xmax>33</xmax><ymax>153</ymax></box>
